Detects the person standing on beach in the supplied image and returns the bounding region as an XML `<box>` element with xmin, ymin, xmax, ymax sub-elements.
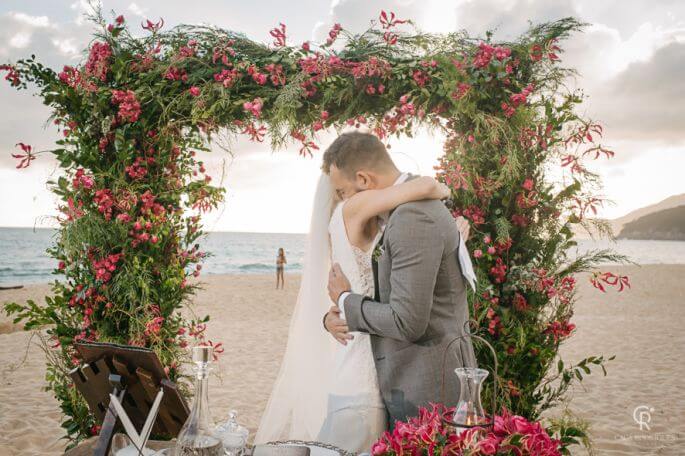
<box><xmin>276</xmin><ymin>248</ymin><xmax>287</xmax><ymax>289</ymax></box>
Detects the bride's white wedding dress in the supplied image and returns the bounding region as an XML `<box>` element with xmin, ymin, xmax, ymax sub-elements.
<box><xmin>316</xmin><ymin>201</ymin><xmax>387</xmax><ymax>452</ymax></box>
<box><xmin>255</xmin><ymin>173</ymin><xmax>476</xmax><ymax>452</ymax></box>
<box><xmin>254</xmin><ymin>174</ymin><xmax>386</xmax><ymax>454</ymax></box>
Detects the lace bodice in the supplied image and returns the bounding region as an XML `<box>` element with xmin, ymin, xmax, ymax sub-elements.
<box><xmin>328</xmin><ymin>203</ymin><xmax>380</xmax><ymax>302</ymax></box>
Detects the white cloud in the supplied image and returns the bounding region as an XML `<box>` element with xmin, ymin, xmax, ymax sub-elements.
<box><xmin>127</xmin><ymin>2</ymin><xmax>147</xmax><ymax>18</ymax></box>
<box><xmin>9</xmin><ymin>32</ymin><xmax>31</xmax><ymax>48</ymax></box>
<box><xmin>9</xmin><ymin>12</ymin><xmax>50</xmax><ymax>28</ymax></box>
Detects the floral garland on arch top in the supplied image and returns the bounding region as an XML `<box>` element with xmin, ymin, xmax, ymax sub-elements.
<box><xmin>2</xmin><ymin>7</ymin><xmax>628</xmax><ymax>450</ymax></box>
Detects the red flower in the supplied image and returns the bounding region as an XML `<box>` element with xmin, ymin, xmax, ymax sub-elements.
<box><xmin>111</xmin><ymin>90</ymin><xmax>141</xmax><ymax>123</ymax></box>
<box><xmin>243</xmin><ymin>97</ymin><xmax>264</xmax><ymax>118</ymax></box>
<box><xmin>238</xmin><ymin>121</ymin><xmax>267</xmax><ymax>142</ymax></box>
<box><xmin>189</xmin><ymin>86</ymin><xmax>201</xmax><ymax>97</ymax></box>
<box><xmin>490</xmin><ymin>258</ymin><xmax>507</xmax><ymax>284</ymax></box>
<box><xmin>379</xmin><ymin>10</ymin><xmax>407</xmax><ymax>29</ymax></box>
<box><xmin>164</xmin><ymin>66</ymin><xmax>188</xmax><ymax>82</ymax></box>
<box><xmin>214</xmin><ymin>68</ymin><xmax>241</xmax><ymax>88</ymax></box>
<box><xmin>544</xmin><ymin>320</ymin><xmax>576</xmax><ymax>342</ymax></box>
<box><xmin>530</xmin><ymin>43</ymin><xmax>543</xmax><ymax>62</ymax></box>
<box><xmin>472</xmin><ymin>42</ymin><xmax>495</xmax><ymax>69</ymax></box>
<box><xmin>269</xmin><ymin>22</ymin><xmax>287</xmax><ymax>47</ymax></box>
<box><xmin>590</xmin><ymin>272</ymin><xmax>630</xmax><ymax>292</ymax></box>
<box><xmin>142</xmin><ymin>18</ymin><xmax>164</xmax><ymax>33</ymax></box>
<box><xmin>85</xmin><ymin>42</ymin><xmax>112</xmax><ymax>82</ymax></box>
<box><xmin>412</xmin><ymin>69</ymin><xmax>430</xmax><ymax>87</ymax></box>
<box><xmin>326</xmin><ymin>23</ymin><xmax>343</xmax><ymax>46</ymax></box>
<box><xmin>0</xmin><ymin>64</ymin><xmax>21</xmax><ymax>86</ymax></box>
<box><xmin>12</xmin><ymin>142</ymin><xmax>36</xmax><ymax>168</ymax></box>
<box><xmin>383</xmin><ymin>31</ymin><xmax>398</xmax><ymax>45</ymax></box>
<box><xmin>513</xmin><ymin>292</ymin><xmax>529</xmax><ymax>312</ymax></box>
<box><xmin>451</xmin><ymin>82</ymin><xmax>471</xmax><ymax>101</ymax></box>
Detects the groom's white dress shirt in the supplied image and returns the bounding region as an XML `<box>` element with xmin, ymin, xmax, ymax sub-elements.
<box><xmin>337</xmin><ymin>172</ymin><xmax>476</xmax><ymax>309</ymax></box>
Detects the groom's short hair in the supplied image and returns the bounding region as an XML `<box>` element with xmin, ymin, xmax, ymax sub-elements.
<box><xmin>322</xmin><ymin>131</ymin><xmax>395</xmax><ymax>177</ymax></box>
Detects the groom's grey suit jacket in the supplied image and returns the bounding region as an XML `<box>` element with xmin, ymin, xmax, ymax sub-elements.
<box><xmin>343</xmin><ymin>180</ymin><xmax>477</xmax><ymax>426</ymax></box>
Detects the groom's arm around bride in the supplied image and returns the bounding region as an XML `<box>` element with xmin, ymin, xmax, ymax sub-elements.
<box><xmin>327</xmin><ymin>193</ymin><xmax>478</xmax><ymax>425</ymax></box>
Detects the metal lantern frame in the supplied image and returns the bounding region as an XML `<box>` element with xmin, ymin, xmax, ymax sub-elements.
<box><xmin>440</xmin><ymin>320</ymin><xmax>499</xmax><ymax>431</ymax></box>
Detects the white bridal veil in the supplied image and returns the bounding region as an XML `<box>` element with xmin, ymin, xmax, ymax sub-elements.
<box><xmin>254</xmin><ymin>173</ymin><xmax>338</xmax><ymax>443</ymax></box>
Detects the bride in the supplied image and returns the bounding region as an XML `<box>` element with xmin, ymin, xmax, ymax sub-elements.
<box><xmin>254</xmin><ymin>172</ymin><xmax>453</xmax><ymax>452</ymax></box>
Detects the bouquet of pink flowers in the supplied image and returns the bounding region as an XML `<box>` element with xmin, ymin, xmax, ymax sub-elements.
<box><xmin>371</xmin><ymin>404</ymin><xmax>562</xmax><ymax>456</ymax></box>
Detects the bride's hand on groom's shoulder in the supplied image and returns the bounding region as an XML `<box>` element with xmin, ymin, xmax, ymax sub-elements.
<box><xmin>456</xmin><ymin>215</ymin><xmax>471</xmax><ymax>241</ymax></box>
<box><xmin>324</xmin><ymin>305</ymin><xmax>353</xmax><ymax>345</ymax></box>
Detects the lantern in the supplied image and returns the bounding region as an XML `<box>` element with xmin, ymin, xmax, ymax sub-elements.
<box><xmin>441</xmin><ymin>321</ymin><xmax>499</xmax><ymax>432</ymax></box>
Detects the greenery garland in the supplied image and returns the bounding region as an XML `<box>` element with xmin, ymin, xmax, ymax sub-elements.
<box><xmin>1</xmin><ymin>7</ymin><xmax>629</xmax><ymax>450</ymax></box>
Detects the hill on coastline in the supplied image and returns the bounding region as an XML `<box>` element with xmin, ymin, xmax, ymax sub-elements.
<box><xmin>618</xmin><ymin>205</ymin><xmax>685</xmax><ymax>240</ymax></box>
<box><xmin>574</xmin><ymin>193</ymin><xmax>685</xmax><ymax>240</ymax></box>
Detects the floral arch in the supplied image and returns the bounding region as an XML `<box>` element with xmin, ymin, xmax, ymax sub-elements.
<box><xmin>2</xmin><ymin>8</ymin><xmax>628</xmax><ymax>450</ymax></box>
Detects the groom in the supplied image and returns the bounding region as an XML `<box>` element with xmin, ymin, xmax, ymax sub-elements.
<box><xmin>322</xmin><ymin>131</ymin><xmax>478</xmax><ymax>428</ymax></box>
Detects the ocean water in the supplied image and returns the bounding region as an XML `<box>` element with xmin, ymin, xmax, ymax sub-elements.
<box><xmin>0</xmin><ymin>227</ymin><xmax>684</xmax><ymax>286</ymax></box>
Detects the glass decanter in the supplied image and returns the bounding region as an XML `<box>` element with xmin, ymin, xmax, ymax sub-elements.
<box><xmin>175</xmin><ymin>346</ymin><xmax>224</xmax><ymax>456</ymax></box>
<box><xmin>451</xmin><ymin>367</ymin><xmax>490</xmax><ymax>434</ymax></box>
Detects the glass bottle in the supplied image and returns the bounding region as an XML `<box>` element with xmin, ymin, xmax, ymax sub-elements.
<box><xmin>451</xmin><ymin>367</ymin><xmax>490</xmax><ymax>434</ymax></box>
<box><xmin>175</xmin><ymin>346</ymin><xmax>224</xmax><ymax>456</ymax></box>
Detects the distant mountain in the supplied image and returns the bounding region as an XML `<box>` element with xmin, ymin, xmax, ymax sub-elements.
<box><xmin>573</xmin><ymin>193</ymin><xmax>685</xmax><ymax>240</ymax></box>
<box><xmin>611</xmin><ymin>193</ymin><xmax>685</xmax><ymax>235</ymax></box>
<box><xmin>618</xmin><ymin>205</ymin><xmax>685</xmax><ymax>240</ymax></box>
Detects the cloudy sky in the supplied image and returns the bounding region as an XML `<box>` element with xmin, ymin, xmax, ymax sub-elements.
<box><xmin>1</xmin><ymin>0</ymin><xmax>683</xmax><ymax>233</ymax></box>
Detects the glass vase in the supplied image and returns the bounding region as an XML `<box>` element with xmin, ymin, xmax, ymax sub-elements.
<box><xmin>451</xmin><ymin>367</ymin><xmax>490</xmax><ymax>434</ymax></box>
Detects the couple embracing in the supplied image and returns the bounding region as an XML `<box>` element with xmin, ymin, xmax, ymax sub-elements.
<box><xmin>256</xmin><ymin>131</ymin><xmax>477</xmax><ymax>454</ymax></box>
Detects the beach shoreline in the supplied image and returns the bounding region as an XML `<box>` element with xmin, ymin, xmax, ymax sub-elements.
<box><xmin>1</xmin><ymin>265</ymin><xmax>683</xmax><ymax>455</ymax></box>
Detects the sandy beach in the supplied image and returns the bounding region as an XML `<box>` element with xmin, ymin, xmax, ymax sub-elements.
<box><xmin>1</xmin><ymin>265</ymin><xmax>684</xmax><ymax>455</ymax></box>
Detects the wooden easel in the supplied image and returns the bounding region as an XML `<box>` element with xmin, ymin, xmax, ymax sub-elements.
<box><xmin>69</xmin><ymin>342</ymin><xmax>189</xmax><ymax>455</ymax></box>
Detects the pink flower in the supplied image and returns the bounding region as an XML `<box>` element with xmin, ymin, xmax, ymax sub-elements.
<box><xmin>85</xmin><ymin>42</ymin><xmax>112</xmax><ymax>82</ymax></box>
<box><xmin>142</xmin><ymin>18</ymin><xmax>164</xmax><ymax>33</ymax></box>
<box><xmin>473</xmin><ymin>249</ymin><xmax>483</xmax><ymax>258</ymax></box>
<box><xmin>472</xmin><ymin>42</ymin><xmax>495</xmax><ymax>69</ymax></box>
<box><xmin>144</xmin><ymin>316</ymin><xmax>165</xmax><ymax>336</ymax></box>
<box><xmin>451</xmin><ymin>82</ymin><xmax>471</xmax><ymax>100</ymax></box>
<box><xmin>370</xmin><ymin>440</ymin><xmax>388</xmax><ymax>456</ymax></box>
<box><xmin>243</xmin><ymin>97</ymin><xmax>264</xmax><ymax>118</ymax></box>
<box><xmin>302</xmin><ymin>41</ymin><xmax>310</xmax><ymax>52</ymax></box>
<box><xmin>522</xmin><ymin>178</ymin><xmax>534</xmax><ymax>191</ymax></box>
<box><xmin>487</xmin><ymin>246</ymin><xmax>496</xmax><ymax>254</ymax></box>
<box><xmin>189</xmin><ymin>86</ymin><xmax>201</xmax><ymax>97</ymax></box>
<box><xmin>11</xmin><ymin>142</ymin><xmax>36</xmax><ymax>168</ymax></box>
<box><xmin>494</xmin><ymin>46</ymin><xmax>511</xmax><ymax>60</ymax></box>
<box><xmin>0</xmin><ymin>64</ymin><xmax>21</xmax><ymax>87</ymax></box>
<box><xmin>214</xmin><ymin>68</ymin><xmax>241</xmax><ymax>88</ymax></box>
<box><xmin>379</xmin><ymin>10</ymin><xmax>408</xmax><ymax>29</ymax></box>
<box><xmin>325</xmin><ymin>23</ymin><xmax>342</xmax><ymax>46</ymax></box>
<box><xmin>269</xmin><ymin>22</ymin><xmax>287</xmax><ymax>47</ymax></box>
<box><xmin>111</xmin><ymin>90</ymin><xmax>141</xmax><ymax>123</ymax></box>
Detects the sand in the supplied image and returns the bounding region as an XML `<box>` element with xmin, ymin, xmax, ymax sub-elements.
<box><xmin>1</xmin><ymin>266</ymin><xmax>684</xmax><ymax>455</ymax></box>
